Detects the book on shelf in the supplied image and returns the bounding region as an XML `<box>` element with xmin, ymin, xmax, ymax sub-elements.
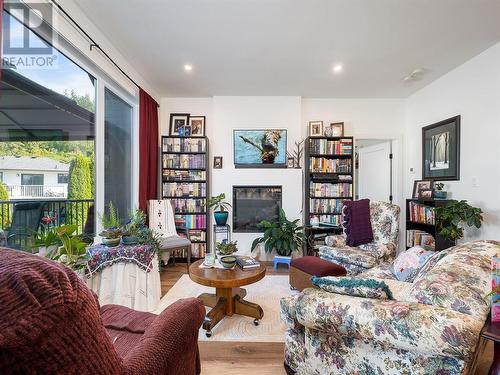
<box><xmin>406</xmin><ymin>229</ymin><xmax>435</xmax><ymax>250</ymax></box>
<box><xmin>309</xmin><ymin>138</ymin><xmax>353</xmax><ymax>155</ymax></box>
<box><xmin>310</xmin><ymin>182</ymin><xmax>352</xmax><ymax>197</ymax></box>
<box><xmin>309</xmin><ymin>198</ymin><xmax>343</xmax><ymax>214</ymax></box>
<box><xmin>187</xmin><ymin>229</ymin><xmax>206</xmax><ymax>242</ymax></box>
<box><xmin>191</xmin><ymin>243</ymin><xmax>206</xmax><ymax>258</ymax></box>
<box><xmin>163</xmin><ymin>182</ymin><xmax>206</xmax><ymax>198</ymax></box>
<box><xmin>408</xmin><ymin>201</ymin><xmax>435</xmax><ymax>225</ymax></box>
<box><xmin>175</xmin><ymin>214</ymin><xmax>206</xmax><ymax>230</ymax></box>
<box><xmin>163</xmin><ymin>170</ymin><xmax>206</xmax><ymax>181</ymax></box>
<box><xmin>311</xmin><ymin>214</ymin><xmax>341</xmax><ymax>226</ymax></box>
<box><xmin>309</xmin><ymin>157</ymin><xmax>351</xmax><ymax>173</ymax></box>
<box><xmin>162</xmin><ymin>137</ymin><xmax>206</xmax><ymax>153</ymax></box>
<box><xmin>162</xmin><ymin>154</ymin><xmax>206</xmax><ymax>169</ymax></box>
<box><xmin>170</xmin><ymin>198</ymin><xmax>206</xmax><ymax>213</ymax></box>
<box><xmin>236</xmin><ymin>256</ymin><xmax>260</xmax><ymax>270</ymax></box>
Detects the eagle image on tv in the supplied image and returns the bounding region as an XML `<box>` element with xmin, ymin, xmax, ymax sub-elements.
<box><xmin>234</xmin><ymin>129</ymin><xmax>287</xmax><ymax>167</ymax></box>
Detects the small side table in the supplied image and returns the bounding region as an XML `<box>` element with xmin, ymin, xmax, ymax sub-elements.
<box><xmin>481</xmin><ymin>318</ymin><xmax>500</xmax><ymax>375</ymax></box>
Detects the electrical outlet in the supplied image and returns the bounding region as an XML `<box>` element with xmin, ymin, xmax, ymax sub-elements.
<box><xmin>409</xmin><ymin>167</ymin><xmax>414</xmax><ymax>173</ymax></box>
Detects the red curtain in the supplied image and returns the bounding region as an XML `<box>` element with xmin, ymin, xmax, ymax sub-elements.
<box><xmin>139</xmin><ymin>89</ymin><xmax>159</xmax><ymax>212</ymax></box>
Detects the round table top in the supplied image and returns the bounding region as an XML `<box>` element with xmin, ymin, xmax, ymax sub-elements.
<box><xmin>189</xmin><ymin>259</ymin><xmax>266</xmax><ymax>289</ymax></box>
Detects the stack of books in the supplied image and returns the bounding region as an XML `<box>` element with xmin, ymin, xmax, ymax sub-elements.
<box><xmin>174</xmin><ymin>214</ymin><xmax>206</xmax><ymax>229</ymax></box>
<box><xmin>408</xmin><ymin>201</ymin><xmax>435</xmax><ymax>225</ymax></box>
<box><xmin>162</xmin><ymin>170</ymin><xmax>206</xmax><ymax>181</ymax></box>
<box><xmin>170</xmin><ymin>198</ymin><xmax>206</xmax><ymax>213</ymax></box>
<box><xmin>309</xmin><ymin>158</ymin><xmax>351</xmax><ymax>173</ymax></box>
<box><xmin>187</xmin><ymin>229</ymin><xmax>206</xmax><ymax>242</ymax></box>
<box><xmin>312</xmin><ymin>214</ymin><xmax>341</xmax><ymax>226</ymax></box>
<box><xmin>309</xmin><ymin>198</ymin><xmax>343</xmax><ymax>214</ymax></box>
<box><xmin>163</xmin><ymin>182</ymin><xmax>206</xmax><ymax>198</ymax></box>
<box><xmin>309</xmin><ymin>138</ymin><xmax>353</xmax><ymax>155</ymax></box>
<box><xmin>310</xmin><ymin>182</ymin><xmax>352</xmax><ymax>197</ymax></box>
<box><xmin>406</xmin><ymin>229</ymin><xmax>435</xmax><ymax>250</ymax></box>
<box><xmin>162</xmin><ymin>154</ymin><xmax>206</xmax><ymax>169</ymax></box>
<box><xmin>162</xmin><ymin>137</ymin><xmax>206</xmax><ymax>153</ymax></box>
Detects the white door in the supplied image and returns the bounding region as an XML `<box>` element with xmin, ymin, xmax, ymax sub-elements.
<box><xmin>357</xmin><ymin>141</ymin><xmax>392</xmax><ymax>202</ymax></box>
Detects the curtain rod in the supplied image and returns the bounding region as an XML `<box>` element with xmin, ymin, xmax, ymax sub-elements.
<box><xmin>50</xmin><ymin>0</ymin><xmax>141</xmax><ymax>90</ymax></box>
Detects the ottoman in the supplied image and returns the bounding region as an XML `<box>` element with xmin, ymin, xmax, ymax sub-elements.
<box><xmin>289</xmin><ymin>256</ymin><xmax>347</xmax><ymax>291</ymax></box>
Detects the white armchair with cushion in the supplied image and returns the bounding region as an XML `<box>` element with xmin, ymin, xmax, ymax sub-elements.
<box><xmin>148</xmin><ymin>199</ymin><xmax>192</xmax><ymax>269</ymax></box>
<box><xmin>319</xmin><ymin>201</ymin><xmax>400</xmax><ymax>275</ymax></box>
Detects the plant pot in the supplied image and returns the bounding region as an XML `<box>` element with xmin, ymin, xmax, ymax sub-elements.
<box><xmin>102</xmin><ymin>237</ymin><xmax>121</xmax><ymax>247</ymax></box>
<box><xmin>434</xmin><ymin>190</ymin><xmax>447</xmax><ymax>199</ymax></box>
<box><xmin>121</xmin><ymin>235</ymin><xmax>138</xmax><ymax>245</ymax></box>
<box><xmin>214</xmin><ymin>211</ymin><xmax>229</xmax><ymax>226</ymax></box>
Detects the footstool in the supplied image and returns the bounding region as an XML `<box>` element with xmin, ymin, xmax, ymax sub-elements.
<box><xmin>289</xmin><ymin>256</ymin><xmax>347</xmax><ymax>291</ymax></box>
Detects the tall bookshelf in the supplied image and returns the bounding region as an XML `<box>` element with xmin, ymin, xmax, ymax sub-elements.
<box><xmin>303</xmin><ymin>136</ymin><xmax>354</xmax><ymax>254</ymax></box>
<box><xmin>161</xmin><ymin>136</ymin><xmax>209</xmax><ymax>261</ymax></box>
<box><xmin>405</xmin><ymin>198</ymin><xmax>455</xmax><ymax>252</ymax></box>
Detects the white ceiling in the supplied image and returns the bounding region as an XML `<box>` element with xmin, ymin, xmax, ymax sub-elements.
<box><xmin>75</xmin><ymin>0</ymin><xmax>500</xmax><ymax>98</ymax></box>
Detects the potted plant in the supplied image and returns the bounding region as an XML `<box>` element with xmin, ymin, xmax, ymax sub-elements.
<box><xmin>208</xmin><ymin>193</ymin><xmax>232</xmax><ymax>226</ymax></box>
<box><xmin>435</xmin><ymin>200</ymin><xmax>483</xmax><ymax>242</ymax></box>
<box><xmin>121</xmin><ymin>209</ymin><xmax>146</xmax><ymax>245</ymax></box>
<box><xmin>48</xmin><ymin>224</ymin><xmax>88</xmax><ymax>272</ymax></box>
<box><xmin>434</xmin><ymin>182</ymin><xmax>447</xmax><ymax>199</ymax></box>
<box><xmin>216</xmin><ymin>240</ymin><xmax>238</xmax><ymax>256</ymax></box>
<box><xmin>251</xmin><ymin>208</ymin><xmax>304</xmax><ymax>262</ymax></box>
<box><xmin>99</xmin><ymin>202</ymin><xmax>123</xmax><ymax>247</ymax></box>
<box><xmin>32</xmin><ymin>216</ymin><xmax>60</xmax><ymax>256</ymax></box>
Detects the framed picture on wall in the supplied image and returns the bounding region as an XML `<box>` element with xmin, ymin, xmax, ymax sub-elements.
<box><xmin>169</xmin><ymin>113</ymin><xmax>190</xmax><ymax>136</ymax></box>
<box><xmin>213</xmin><ymin>156</ymin><xmax>223</xmax><ymax>169</ymax></box>
<box><xmin>309</xmin><ymin>121</ymin><xmax>323</xmax><ymax>137</ymax></box>
<box><xmin>233</xmin><ymin>129</ymin><xmax>287</xmax><ymax>168</ymax></box>
<box><xmin>189</xmin><ymin>116</ymin><xmax>205</xmax><ymax>137</ymax></box>
<box><xmin>422</xmin><ymin>115</ymin><xmax>460</xmax><ymax>180</ymax></box>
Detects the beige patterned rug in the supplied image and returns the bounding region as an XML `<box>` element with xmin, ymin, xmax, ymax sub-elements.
<box><xmin>155</xmin><ymin>274</ymin><xmax>295</xmax><ymax>342</ymax></box>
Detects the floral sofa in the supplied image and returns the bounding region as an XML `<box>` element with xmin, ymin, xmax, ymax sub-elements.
<box><xmin>318</xmin><ymin>201</ymin><xmax>400</xmax><ymax>275</ymax></box>
<box><xmin>281</xmin><ymin>240</ymin><xmax>500</xmax><ymax>374</ymax></box>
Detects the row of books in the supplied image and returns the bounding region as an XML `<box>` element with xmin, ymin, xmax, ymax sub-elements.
<box><xmin>192</xmin><ymin>243</ymin><xmax>206</xmax><ymax>258</ymax></box>
<box><xmin>311</xmin><ymin>214</ymin><xmax>341</xmax><ymax>226</ymax></box>
<box><xmin>162</xmin><ymin>154</ymin><xmax>206</xmax><ymax>169</ymax></box>
<box><xmin>408</xmin><ymin>201</ymin><xmax>435</xmax><ymax>225</ymax></box>
<box><xmin>310</xmin><ymin>158</ymin><xmax>351</xmax><ymax>173</ymax></box>
<box><xmin>162</xmin><ymin>137</ymin><xmax>206</xmax><ymax>153</ymax></box>
<box><xmin>163</xmin><ymin>182</ymin><xmax>206</xmax><ymax>198</ymax></box>
<box><xmin>309</xmin><ymin>199</ymin><xmax>343</xmax><ymax>214</ymax></box>
<box><xmin>171</xmin><ymin>198</ymin><xmax>206</xmax><ymax>213</ymax></box>
<box><xmin>406</xmin><ymin>230</ymin><xmax>435</xmax><ymax>250</ymax></box>
<box><xmin>309</xmin><ymin>139</ymin><xmax>353</xmax><ymax>155</ymax></box>
<box><xmin>187</xmin><ymin>229</ymin><xmax>206</xmax><ymax>242</ymax></box>
<box><xmin>163</xmin><ymin>169</ymin><xmax>206</xmax><ymax>181</ymax></box>
<box><xmin>310</xmin><ymin>182</ymin><xmax>352</xmax><ymax>197</ymax></box>
<box><xmin>174</xmin><ymin>214</ymin><xmax>207</xmax><ymax>230</ymax></box>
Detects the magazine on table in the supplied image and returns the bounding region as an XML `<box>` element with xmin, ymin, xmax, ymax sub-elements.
<box><xmin>236</xmin><ymin>256</ymin><xmax>260</xmax><ymax>270</ymax></box>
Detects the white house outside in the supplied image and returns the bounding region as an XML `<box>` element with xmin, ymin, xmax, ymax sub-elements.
<box><xmin>0</xmin><ymin>156</ymin><xmax>70</xmax><ymax>199</ymax></box>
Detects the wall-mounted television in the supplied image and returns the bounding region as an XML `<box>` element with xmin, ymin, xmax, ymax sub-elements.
<box><xmin>233</xmin><ymin>129</ymin><xmax>287</xmax><ymax>168</ymax></box>
<box><xmin>232</xmin><ymin>186</ymin><xmax>282</xmax><ymax>233</ymax></box>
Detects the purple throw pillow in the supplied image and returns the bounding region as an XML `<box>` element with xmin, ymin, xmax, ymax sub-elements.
<box><xmin>343</xmin><ymin>199</ymin><xmax>373</xmax><ymax>247</ymax></box>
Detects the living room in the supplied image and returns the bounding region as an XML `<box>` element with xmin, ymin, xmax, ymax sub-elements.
<box><xmin>1</xmin><ymin>1</ymin><xmax>500</xmax><ymax>374</ymax></box>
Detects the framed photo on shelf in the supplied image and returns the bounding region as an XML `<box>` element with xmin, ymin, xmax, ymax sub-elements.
<box><xmin>213</xmin><ymin>156</ymin><xmax>223</xmax><ymax>169</ymax></box>
<box><xmin>233</xmin><ymin>129</ymin><xmax>287</xmax><ymax>168</ymax></box>
<box><xmin>329</xmin><ymin>122</ymin><xmax>344</xmax><ymax>137</ymax></box>
<box><xmin>169</xmin><ymin>113</ymin><xmax>190</xmax><ymax>136</ymax></box>
<box><xmin>189</xmin><ymin>116</ymin><xmax>205</xmax><ymax>137</ymax></box>
<box><xmin>422</xmin><ymin>115</ymin><xmax>460</xmax><ymax>180</ymax></box>
<box><xmin>418</xmin><ymin>188</ymin><xmax>434</xmax><ymax>200</ymax></box>
<box><xmin>412</xmin><ymin>180</ymin><xmax>434</xmax><ymax>199</ymax></box>
<box><xmin>287</xmin><ymin>157</ymin><xmax>295</xmax><ymax>168</ymax></box>
<box><xmin>309</xmin><ymin>121</ymin><xmax>323</xmax><ymax>137</ymax></box>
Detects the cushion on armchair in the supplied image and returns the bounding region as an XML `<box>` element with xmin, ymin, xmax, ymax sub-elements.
<box><xmin>391</xmin><ymin>246</ymin><xmax>434</xmax><ymax>282</ymax></box>
<box><xmin>311</xmin><ymin>276</ymin><xmax>394</xmax><ymax>299</ymax></box>
<box><xmin>343</xmin><ymin>199</ymin><xmax>373</xmax><ymax>247</ymax></box>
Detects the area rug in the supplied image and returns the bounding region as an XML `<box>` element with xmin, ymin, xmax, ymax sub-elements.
<box><xmin>154</xmin><ymin>274</ymin><xmax>295</xmax><ymax>342</ymax></box>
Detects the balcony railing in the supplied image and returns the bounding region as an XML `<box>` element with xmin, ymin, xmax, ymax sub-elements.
<box><xmin>6</xmin><ymin>185</ymin><xmax>67</xmax><ymax>199</ymax></box>
<box><xmin>0</xmin><ymin>199</ymin><xmax>94</xmax><ymax>251</ymax></box>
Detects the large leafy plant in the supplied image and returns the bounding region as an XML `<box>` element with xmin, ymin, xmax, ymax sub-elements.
<box><xmin>207</xmin><ymin>193</ymin><xmax>231</xmax><ymax>212</ymax></box>
<box><xmin>435</xmin><ymin>200</ymin><xmax>483</xmax><ymax>242</ymax></box>
<box><xmin>48</xmin><ymin>225</ymin><xmax>88</xmax><ymax>270</ymax></box>
<box><xmin>251</xmin><ymin>208</ymin><xmax>304</xmax><ymax>256</ymax></box>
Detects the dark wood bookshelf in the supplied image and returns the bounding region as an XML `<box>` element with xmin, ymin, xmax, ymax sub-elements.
<box><xmin>161</xmin><ymin>135</ymin><xmax>210</xmax><ymax>261</ymax></box>
<box><xmin>405</xmin><ymin>198</ymin><xmax>455</xmax><ymax>251</ymax></box>
<box><xmin>303</xmin><ymin>136</ymin><xmax>354</xmax><ymax>255</ymax></box>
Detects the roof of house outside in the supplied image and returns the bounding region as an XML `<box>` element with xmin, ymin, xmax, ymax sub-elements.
<box><xmin>0</xmin><ymin>156</ymin><xmax>70</xmax><ymax>172</ymax></box>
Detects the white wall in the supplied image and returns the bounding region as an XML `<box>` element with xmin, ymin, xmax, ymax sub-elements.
<box><xmin>405</xmin><ymin>41</ymin><xmax>500</xmax><ymax>241</ymax></box>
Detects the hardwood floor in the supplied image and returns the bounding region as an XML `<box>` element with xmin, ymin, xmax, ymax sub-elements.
<box><xmin>160</xmin><ymin>263</ymin><xmax>492</xmax><ymax>375</ymax></box>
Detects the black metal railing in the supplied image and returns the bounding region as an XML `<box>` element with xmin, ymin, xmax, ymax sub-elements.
<box><xmin>0</xmin><ymin>199</ymin><xmax>94</xmax><ymax>251</ymax></box>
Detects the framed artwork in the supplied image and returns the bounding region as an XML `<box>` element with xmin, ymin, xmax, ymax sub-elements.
<box><xmin>189</xmin><ymin>116</ymin><xmax>205</xmax><ymax>137</ymax></box>
<box><xmin>233</xmin><ymin>129</ymin><xmax>287</xmax><ymax>168</ymax></box>
<box><xmin>422</xmin><ymin>115</ymin><xmax>460</xmax><ymax>180</ymax></box>
<box><xmin>169</xmin><ymin>113</ymin><xmax>190</xmax><ymax>136</ymax></box>
<box><xmin>287</xmin><ymin>157</ymin><xmax>295</xmax><ymax>168</ymax></box>
<box><xmin>418</xmin><ymin>188</ymin><xmax>434</xmax><ymax>200</ymax></box>
<box><xmin>309</xmin><ymin>121</ymin><xmax>323</xmax><ymax>137</ymax></box>
<box><xmin>213</xmin><ymin>156</ymin><xmax>223</xmax><ymax>169</ymax></box>
<box><xmin>412</xmin><ymin>180</ymin><xmax>434</xmax><ymax>199</ymax></box>
<box><xmin>329</xmin><ymin>122</ymin><xmax>344</xmax><ymax>137</ymax></box>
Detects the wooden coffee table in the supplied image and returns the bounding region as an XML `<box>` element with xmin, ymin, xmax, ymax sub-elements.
<box><xmin>189</xmin><ymin>259</ymin><xmax>266</xmax><ymax>337</ymax></box>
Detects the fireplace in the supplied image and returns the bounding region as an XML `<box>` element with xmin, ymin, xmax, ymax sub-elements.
<box><xmin>232</xmin><ymin>186</ymin><xmax>282</xmax><ymax>233</ymax></box>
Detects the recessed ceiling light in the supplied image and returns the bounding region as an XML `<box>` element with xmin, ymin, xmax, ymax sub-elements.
<box><xmin>184</xmin><ymin>64</ymin><xmax>193</xmax><ymax>72</ymax></box>
<box><xmin>333</xmin><ymin>64</ymin><xmax>343</xmax><ymax>73</ymax></box>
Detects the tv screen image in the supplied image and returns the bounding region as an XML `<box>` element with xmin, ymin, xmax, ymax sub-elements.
<box><xmin>232</xmin><ymin>186</ymin><xmax>282</xmax><ymax>233</ymax></box>
<box><xmin>233</xmin><ymin>129</ymin><xmax>287</xmax><ymax>168</ymax></box>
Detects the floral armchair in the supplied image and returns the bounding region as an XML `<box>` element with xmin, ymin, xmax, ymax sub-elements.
<box><xmin>281</xmin><ymin>240</ymin><xmax>500</xmax><ymax>374</ymax></box>
<box><xmin>319</xmin><ymin>201</ymin><xmax>400</xmax><ymax>275</ymax></box>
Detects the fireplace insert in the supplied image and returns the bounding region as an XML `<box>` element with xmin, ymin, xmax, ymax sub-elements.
<box><xmin>232</xmin><ymin>186</ymin><xmax>282</xmax><ymax>233</ymax></box>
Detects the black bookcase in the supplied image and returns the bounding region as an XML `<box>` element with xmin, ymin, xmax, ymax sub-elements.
<box><xmin>405</xmin><ymin>198</ymin><xmax>455</xmax><ymax>252</ymax></box>
<box><xmin>161</xmin><ymin>136</ymin><xmax>209</xmax><ymax>261</ymax></box>
<box><xmin>303</xmin><ymin>136</ymin><xmax>354</xmax><ymax>255</ymax></box>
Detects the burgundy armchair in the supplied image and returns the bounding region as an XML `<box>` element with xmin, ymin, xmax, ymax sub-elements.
<box><xmin>0</xmin><ymin>247</ymin><xmax>205</xmax><ymax>375</ymax></box>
